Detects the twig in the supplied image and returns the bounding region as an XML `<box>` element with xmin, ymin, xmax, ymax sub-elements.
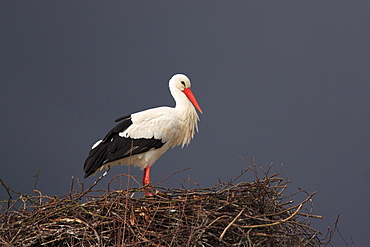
<box><xmin>77</xmin><ymin>168</ymin><xmax>110</xmax><ymax>200</ymax></box>
<box><xmin>0</xmin><ymin>178</ymin><xmax>13</xmax><ymax>210</ymax></box>
<box><xmin>219</xmin><ymin>208</ymin><xmax>244</xmax><ymax>241</ymax></box>
<box><xmin>243</xmin><ymin>203</ymin><xmax>303</xmax><ymax>229</ymax></box>
<box><xmin>154</xmin><ymin>167</ymin><xmax>191</xmax><ymax>186</ymax></box>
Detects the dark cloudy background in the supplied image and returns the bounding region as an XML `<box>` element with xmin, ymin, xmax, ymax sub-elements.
<box><xmin>1</xmin><ymin>1</ymin><xmax>369</xmax><ymax>245</ymax></box>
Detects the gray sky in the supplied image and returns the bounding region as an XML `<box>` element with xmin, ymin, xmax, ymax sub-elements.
<box><xmin>1</xmin><ymin>1</ymin><xmax>369</xmax><ymax>245</ymax></box>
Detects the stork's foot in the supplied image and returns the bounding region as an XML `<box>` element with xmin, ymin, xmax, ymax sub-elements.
<box><xmin>143</xmin><ymin>186</ymin><xmax>153</xmax><ymax>197</ymax></box>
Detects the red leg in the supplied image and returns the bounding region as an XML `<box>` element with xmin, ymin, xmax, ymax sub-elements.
<box><xmin>143</xmin><ymin>166</ymin><xmax>152</xmax><ymax>196</ymax></box>
<box><xmin>143</xmin><ymin>166</ymin><xmax>151</xmax><ymax>186</ymax></box>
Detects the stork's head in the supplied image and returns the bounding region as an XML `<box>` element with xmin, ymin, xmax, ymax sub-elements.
<box><xmin>169</xmin><ymin>74</ymin><xmax>203</xmax><ymax>114</ymax></box>
<box><xmin>169</xmin><ymin>74</ymin><xmax>192</xmax><ymax>90</ymax></box>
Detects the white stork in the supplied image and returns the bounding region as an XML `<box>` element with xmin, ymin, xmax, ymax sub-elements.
<box><xmin>83</xmin><ymin>74</ymin><xmax>202</xmax><ymax>194</ymax></box>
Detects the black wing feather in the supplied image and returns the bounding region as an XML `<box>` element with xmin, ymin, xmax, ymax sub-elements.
<box><xmin>83</xmin><ymin>115</ymin><xmax>165</xmax><ymax>178</ymax></box>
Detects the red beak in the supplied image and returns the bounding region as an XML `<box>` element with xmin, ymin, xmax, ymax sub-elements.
<box><xmin>183</xmin><ymin>88</ymin><xmax>203</xmax><ymax>114</ymax></box>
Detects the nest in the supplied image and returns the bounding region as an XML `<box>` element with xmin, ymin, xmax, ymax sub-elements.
<box><xmin>0</xmin><ymin>163</ymin><xmax>333</xmax><ymax>246</ymax></box>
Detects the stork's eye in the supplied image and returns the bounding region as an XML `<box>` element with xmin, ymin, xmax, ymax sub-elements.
<box><xmin>181</xmin><ymin>81</ymin><xmax>186</xmax><ymax>86</ymax></box>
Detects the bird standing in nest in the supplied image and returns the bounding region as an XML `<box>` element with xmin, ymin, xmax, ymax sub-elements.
<box><xmin>83</xmin><ymin>74</ymin><xmax>202</xmax><ymax>195</ymax></box>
